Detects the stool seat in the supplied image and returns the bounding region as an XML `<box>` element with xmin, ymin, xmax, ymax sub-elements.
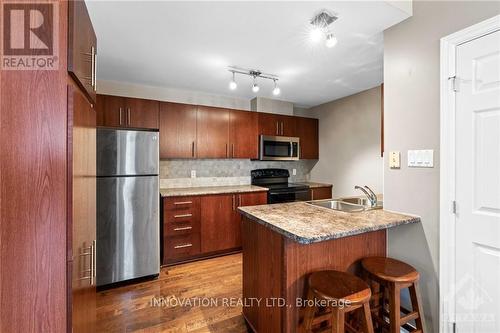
<box><xmin>309</xmin><ymin>270</ymin><xmax>372</xmax><ymax>305</ymax></box>
<box><xmin>361</xmin><ymin>257</ymin><xmax>419</xmax><ymax>283</ymax></box>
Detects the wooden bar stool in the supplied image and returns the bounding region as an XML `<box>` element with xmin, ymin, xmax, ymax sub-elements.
<box><xmin>361</xmin><ymin>257</ymin><xmax>426</xmax><ymax>333</ymax></box>
<box><xmin>302</xmin><ymin>270</ymin><xmax>374</xmax><ymax>333</ymax></box>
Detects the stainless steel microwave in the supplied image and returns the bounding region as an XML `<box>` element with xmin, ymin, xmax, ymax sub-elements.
<box><xmin>259</xmin><ymin>135</ymin><xmax>300</xmax><ymax>161</ymax></box>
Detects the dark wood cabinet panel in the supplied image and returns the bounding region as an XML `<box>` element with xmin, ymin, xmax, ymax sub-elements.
<box><xmin>230</xmin><ymin>110</ymin><xmax>258</xmax><ymax>159</ymax></box>
<box><xmin>163</xmin><ymin>196</ymin><xmax>201</xmax><ymax>264</ymax></box>
<box><xmin>234</xmin><ymin>192</ymin><xmax>268</xmax><ymax>246</ymax></box>
<box><xmin>310</xmin><ymin>186</ymin><xmax>333</xmax><ymax>200</ymax></box>
<box><xmin>281</xmin><ymin>115</ymin><xmax>297</xmax><ymax>137</ymax></box>
<box><xmin>68</xmin><ymin>0</ymin><xmax>97</xmax><ymax>104</ymax></box>
<box><xmin>96</xmin><ymin>94</ymin><xmax>124</xmax><ymax>127</ymax></box>
<box><xmin>297</xmin><ymin>117</ymin><xmax>319</xmax><ymax>159</ymax></box>
<box><xmin>125</xmin><ymin>98</ymin><xmax>159</xmax><ymax>129</ymax></box>
<box><xmin>258</xmin><ymin>113</ymin><xmax>297</xmax><ymax>137</ymax></box>
<box><xmin>258</xmin><ymin>113</ymin><xmax>281</xmax><ymax>136</ymax></box>
<box><xmin>97</xmin><ymin>95</ymin><xmax>159</xmax><ymax>129</ymax></box>
<box><xmin>196</xmin><ymin>106</ymin><xmax>230</xmax><ymax>158</ymax></box>
<box><xmin>159</xmin><ymin>103</ymin><xmax>197</xmax><ymax>159</ymax></box>
<box><xmin>200</xmin><ymin>194</ymin><xmax>239</xmax><ymax>253</ymax></box>
<box><xmin>69</xmin><ymin>86</ymin><xmax>96</xmax><ymax>333</ymax></box>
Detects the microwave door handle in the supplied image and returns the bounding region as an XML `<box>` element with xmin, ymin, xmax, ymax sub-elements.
<box><xmin>290</xmin><ymin>142</ymin><xmax>293</xmax><ymax>157</ymax></box>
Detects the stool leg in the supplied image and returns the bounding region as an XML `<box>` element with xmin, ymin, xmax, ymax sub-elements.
<box><xmin>362</xmin><ymin>302</ymin><xmax>375</xmax><ymax>333</ymax></box>
<box><xmin>388</xmin><ymin>284</ymin><xmax>401</xmax><ymax>333</ymax></box>
<box><xmin>331</xmin><ymin>307</ymin><xmax>345</xmax><ymax>333</ymax></box>
<box><xmin>302</xmin><ymin>290</ymin><xmax>316</xmax><ymax>332</ymax></box>
<box><xmin>409</xmin><ymin>282</ymin><xmax>426</xmax><ymax>332</ymax></box>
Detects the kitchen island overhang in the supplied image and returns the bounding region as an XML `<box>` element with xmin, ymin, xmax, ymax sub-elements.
<box><xmin>238</xmin><ymin>202</ymin><xmax>420</xmax><ymax>333</ymax></box>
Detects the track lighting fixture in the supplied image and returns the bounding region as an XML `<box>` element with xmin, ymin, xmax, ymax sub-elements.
<box><xmin>272</xmin><ymin>79</ymin><xmax>280</xmax><ymax>96</ymax></box>
<box><xmin>310</xmin><ymin>10</ymin><xmax>339</xmax><ymax>48</ymax></box>
<box><xmin>229</xmin><ymin>71</ymin><xmax>237</xmax><ymax>90</ymax></box>
<box><xmin>227</xmin><ymin>67</ymin><xmax>280</xmax><ymax>95</ymax></box>
<box><xmin>252</xmin><ymin>76</ymin><xmax>260</xmax><ymax>93</ymax></box>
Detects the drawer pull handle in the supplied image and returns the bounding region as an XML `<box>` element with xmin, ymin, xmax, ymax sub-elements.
<box><xmin>173</xmin><ymin>226</ymin><xmax>192</xmax><ymax>231</ymax></box>
<box><xmin>174</xmin><ymin>213</ymin><xmax>192</xmax><ymax>218</ymax></box>
<box><xmin>174</xmin><ymin>201</ymin><xmax>192</xmax><ymax>205</ymax></box>
<box><xmin>174</xmin><ymin>243</ymin><xmax>192</xmax><ymax>249</ymax></box>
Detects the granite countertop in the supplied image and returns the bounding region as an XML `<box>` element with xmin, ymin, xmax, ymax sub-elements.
<box><xmin>299</xmin><ymin>181</ymin><xmax>332</xmax><ymax>188</ymax></box>
<box><xmin>238</xmin><ymin>202</ymin><xmax>420</xmax><ymax>244</ymax></box>
<box><xmin>160</xmin><ymin>185</ymin><xmax>268</xmax><ymax>197</ymax></box>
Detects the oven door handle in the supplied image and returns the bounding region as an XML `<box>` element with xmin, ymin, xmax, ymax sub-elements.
<box><xmin>269</xmin><ymin>189</ymin><xmax>309</xmax><ymax>196</ymax></box>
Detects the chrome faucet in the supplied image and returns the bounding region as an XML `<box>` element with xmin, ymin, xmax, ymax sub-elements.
<box><xmin>354</xmin><ymin>185</ymin><xmax>377</xmax><ymax>207</ymax></box>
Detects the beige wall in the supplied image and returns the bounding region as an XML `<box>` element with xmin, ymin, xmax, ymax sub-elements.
<box><xmin>296</xmin><ymin>86</ymin><xmax>383</xmax><ymax>197</ymax></box>
<box><xmin>384</xmin><ymin>1</ymin><xmax>500</xmax><ymax>331</ymax></box>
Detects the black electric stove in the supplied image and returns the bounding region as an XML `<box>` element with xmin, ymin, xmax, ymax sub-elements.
<box><xmin>251</xmin><ymin>169</ymin><xmax>310</xmax><ymax>204</ymax></box>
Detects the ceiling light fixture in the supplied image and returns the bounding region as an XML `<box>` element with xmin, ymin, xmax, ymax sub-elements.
<box><xmin>272</xmin><ymin>79</ymin><xmax>280</xmax><ymax>96</ymax></box>
<box><xmin>325</xmin><ymin>33</ymin><xmax>338</xmax><ymax>48</ymax></box>
<box><xmin>229</xmin><ymin>71</ymin><xmax>237</xmax><ymax>90</ymax></box>
<box><xmin>252</xmin><ymin>76</ymin><xmax>260</xmax><ymax>93</ymax></box>
<box><xmin>227</xmin><ymin>67</ymin><xmax>280</xmax><ymax>95</ymax></box>
<box><xmin>310</xmin><ymin>10</ymin><xmax>338</xmax><ymax>48</ymax></box>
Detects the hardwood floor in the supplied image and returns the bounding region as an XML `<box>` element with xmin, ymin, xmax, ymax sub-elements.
<box><xmin>97</xmin><ymin>254</ymin><xmax>248</xmax><ymax>332</ymax></box>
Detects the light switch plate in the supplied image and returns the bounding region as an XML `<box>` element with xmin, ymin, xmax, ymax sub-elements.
<box><xmin>292</xmin><ymin>168</ymin><xmax>297</xmax><ymax>176</ymax></box>
<box><xmin>408</xmin><ymin>149</ymin><xmax>434</xmax><ymax>168</ymax></box>
<box><xmin>191</xmin><ymin>170</ymin><xmax>196</xmax><ymax>178</ymax></box>
<box><xmin>389</xmin><ymin>151</ymin><xmax>400</xmax><ymax>169</ymax></box>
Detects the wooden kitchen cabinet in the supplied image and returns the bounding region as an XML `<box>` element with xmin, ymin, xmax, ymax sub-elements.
<box><xmin>200</xmin><ymin>194</ymin><xmax>238</xmax><ymax>253</ymax></box>
<box><xmin>196</xmin><ymin>106</ymin><xmax>230</xmax><ymax>158</ymax></box>
<box><xmin>163</xmin><ymin>196</ymin><xmax>201</xmax><ymax>264</ymax></box>
<box><xmin>296</xmin><ymin>117</ymin><xmax>319</xmax><ymax>159</ymax></box>
<box><xmin>125</xmin><ymin>97</ymin><xmax>159</xmax><ymax>129</ymax></box>
<box><xmin>229</xmin><ymin>110</ymin><xmax>258</xmax><ymax>159</ymax></box>
<box><xmin>233</xmin><ymin>192</ymin><xmax>268</xmax><ymax>246</ymax></box>
<box><xmin>68</xmin><ymin>0</ymin><xmax>97</xmax><ymax>104</ymax></box>
<box><xmin>310</xmin><ymin>186</ymin><xmax>333</xmax><ymax>200</ymax></box>
<box><xmin>69</xmin><ymin>85</ymin><xmax>96</xmax><ymax>333</ymax></box>
<box><xmin>258</xmin><ymin>112</ymin><xmax>297</xmax><ymax>137</ymax></box>
<box><xmin>159</xmin><ymin>102</ymin><xmax>197</xmax><ymax>159</ymax></box>
<box><xmin>96</xmin><ymin>94</ymin><xmax>123</xmax><ymax>127</ymax></box>
<box><xmin>96</xmin><ymin>94</ymin><xmax>159</xmax><ymax>129</ymax></box>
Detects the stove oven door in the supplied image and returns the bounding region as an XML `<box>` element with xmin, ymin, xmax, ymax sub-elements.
<box><xmin>268</xmin><ymin>189</ymin><xmax>311</xmax><ymax>204</ymax></box>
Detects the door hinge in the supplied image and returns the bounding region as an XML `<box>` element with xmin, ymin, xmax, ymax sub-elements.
<box><xmin>449</xmin><ymin>76</ymin><xmax>459</xmax><ymax>92</ymax></box>
<box><xmin>452</xmin><ymin>201</ymin><xmax>457</xmax><ymax>214</ymax></box>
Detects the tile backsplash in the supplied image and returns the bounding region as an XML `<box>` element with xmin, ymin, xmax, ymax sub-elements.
<box><xmin>159</xmin><ymin>159</ymin><xmax>317</xmax><ymax>188</ymax></box>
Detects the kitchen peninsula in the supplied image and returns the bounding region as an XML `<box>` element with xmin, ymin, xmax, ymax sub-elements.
<box><xmin>238</xmin><ymin>202</ymin><xmax>420</xmax><ymax>332</ymax></box>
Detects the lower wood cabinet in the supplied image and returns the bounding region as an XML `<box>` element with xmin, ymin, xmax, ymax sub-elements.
<box><xmin>309</xmin><ymin>186</ymin><xmax>333</xmax><ymax>200</ymax></box>
<box><xmin>163</xmin><ymin>196</ymin><xmax>201</xmax><ymax>265</ymax></box>
<box><xmin>163</xmin><ymin>191</ymin><xmax>267</xmax><ymax>265</ymax></box>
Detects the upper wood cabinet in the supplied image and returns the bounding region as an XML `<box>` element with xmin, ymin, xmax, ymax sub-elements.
<box><xmin>159</xmin><ymin>102</ymin><xmax>197</xmax><ymax>159</ymax></box>
<box><xmin>296</xmin><ymin>117</ymin><xmax>319</xmax><ymax>159</ymax></box>
<box><xmin>196</xmin><ymin>106</ymin><xmax>230</xmax><ymax>158</ymax></box>
<box><xmin>96</xmin><ymin>94</ymin><xmax>159</xmax><ymax>129</ymax></box>
<box><xmin>229</xmin><ymin>110</ymin><xmax>258</xmax><ymax>159</ymax></box>
<box><xmin>258</xmin><ymin>113</ymin><xmax>297</xmax><ymax>137</ymax></box>
<box><xmin>68</xmin><ymin>0</ymin><xmax>97</xmax><ymax>104</ymax></box>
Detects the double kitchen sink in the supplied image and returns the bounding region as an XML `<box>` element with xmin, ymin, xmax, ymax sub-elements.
<box><xmin>307</xmin><ymin>197</ymin><xmax>383</xmax><ymax>213</ymax></box>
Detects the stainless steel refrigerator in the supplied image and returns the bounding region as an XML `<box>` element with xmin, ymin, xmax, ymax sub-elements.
<box><xmin>96</xmin><ymin>128</ymin><xmax>160</xmax><ymax>286</ymax></box>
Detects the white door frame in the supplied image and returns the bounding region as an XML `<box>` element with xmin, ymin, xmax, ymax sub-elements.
<box><xmin>439</xmin><ymin>14</ymin><xmax>500</xmax><ymax>333</ymax></box>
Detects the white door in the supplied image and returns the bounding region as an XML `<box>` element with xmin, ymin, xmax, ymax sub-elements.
<box><xmin>455</xmin><ymin>30</ymin><xmax>500</xmax><ymax>333</ymax></box>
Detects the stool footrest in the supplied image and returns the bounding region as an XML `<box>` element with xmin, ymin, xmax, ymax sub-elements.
<box><xmin>401</xmin><ymin>311</ymin><xmax>419</xmax><ymax>325</ymax></box>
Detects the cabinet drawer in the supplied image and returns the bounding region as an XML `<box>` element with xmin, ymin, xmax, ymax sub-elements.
<box><xmin>163</xmin><ymin>196</ymin><xmax>200</xmax><ymax>211</ymax></box>
<box><xmin>164</xmin><ymin>233</ymin><xmax>201</xmax><ymax>262</ymax></box>
<box><xmin>164</xmin><ymin>219</ymin><xmax>200</xmax><ymax>235</ymax></box>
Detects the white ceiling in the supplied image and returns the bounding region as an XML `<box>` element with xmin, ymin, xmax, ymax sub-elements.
<box><xmin>87</xmin><ymin>1</ymin><xmax>409</xmax><ymax>107</ymax></box>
